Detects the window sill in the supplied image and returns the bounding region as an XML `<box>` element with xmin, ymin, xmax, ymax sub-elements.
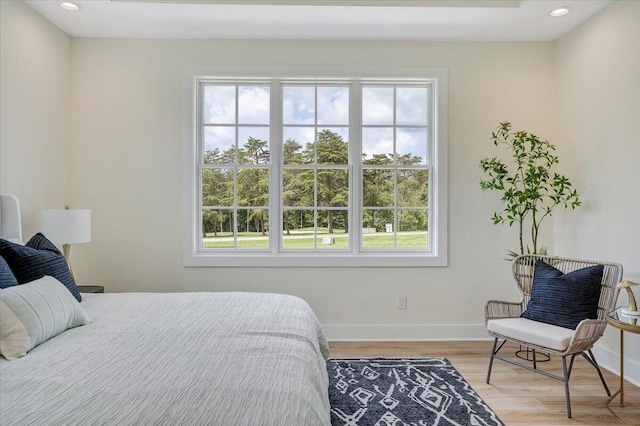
<box><xmin>183</xmin><ymin>253</ymin><xmax>447</xmax><ymax>268</ymax></box>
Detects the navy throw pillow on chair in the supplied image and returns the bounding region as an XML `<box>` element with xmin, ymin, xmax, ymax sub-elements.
<box><xmin>0</xmin><ymin>255</ymin><xmax>19</xmax><ymax>288</ymax></box>
<box><xmin>0</xmin><ymin>233</ymin><xmax>81</xmax><ymax>301</ymax></box>
<box><xmin>521</xmin><ymin>260</ymin><xmax>604</xmax><ymax>330</ymax></box>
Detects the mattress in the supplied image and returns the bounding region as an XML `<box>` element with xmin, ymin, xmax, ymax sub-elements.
<box><xmin>0</xmin><ymin>292</ymin><xmax>331</xmax><ymax>426</ymax></box>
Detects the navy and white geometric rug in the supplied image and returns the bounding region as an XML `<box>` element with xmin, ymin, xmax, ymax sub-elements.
<box><xmin>328</xmin><ymin>358</ymin><xmax>504</xmax><ymax>426</ymax></box>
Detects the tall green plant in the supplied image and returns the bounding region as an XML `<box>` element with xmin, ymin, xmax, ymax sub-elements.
<box><xmin>479</xmin><ymin>121</ymin><xmax>581</xmax><ymax>257</ymax></box>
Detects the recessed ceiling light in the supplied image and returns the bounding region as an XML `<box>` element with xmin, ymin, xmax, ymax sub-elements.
<box><xmin>60</xmin><ymin>2</ymin><xmax>80</xmax><ymax>11</ymax></box>
<box><xmin>550</xmin><ymin>7</ymin><xmax>571</xmax><ymax>17</ymax></box>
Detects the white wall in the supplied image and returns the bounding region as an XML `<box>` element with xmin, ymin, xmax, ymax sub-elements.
<box><xmin>69</xmin><ymin>38</ymin><xmax>556</xmax><ymax>339</ymax></box>
<box><xmin>6</xmin><ymin>0</ymin><xmax>635</xmax><ymax>358</ymax></box>
<box><xmin>555</xmin><ymin>0</ymin><xmax>640</xmax><ymax>384</ymax></box>
<box><xmin>0</xmin><ymin>0</ymin><xmax>71</xmax><ymax>236</ymax></box>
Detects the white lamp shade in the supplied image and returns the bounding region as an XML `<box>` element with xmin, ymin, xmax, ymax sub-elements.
<box><xmin>41</xmin><ymin>209</ymin><xmax>91</xmax><ymax>244</ymax></box>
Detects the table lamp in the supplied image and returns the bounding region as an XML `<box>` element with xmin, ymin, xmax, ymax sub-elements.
<box><xmin>41</xmin><ymin>206</ymin><xmax>91</xmax><ymax>277</ymax></box>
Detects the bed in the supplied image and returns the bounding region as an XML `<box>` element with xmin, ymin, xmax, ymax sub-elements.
<box><xmin>0</xmin><ymin>195</ymin><xmax>331</xmax><ymax>425</ymax></box>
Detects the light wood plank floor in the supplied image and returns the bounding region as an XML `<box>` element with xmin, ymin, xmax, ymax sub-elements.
<box><xmin>329</xmin><ymin>341</ymin><xmax>640</xmax><ymax>426</ymax></box>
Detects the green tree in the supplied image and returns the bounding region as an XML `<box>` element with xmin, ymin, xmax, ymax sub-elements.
<box><xmin>203</xmin><ymin>148</ymin><xmax>221</xmax><ymax>164</ymax></box>
<box><xmin>283</xmin><ymin>138</ymin><xmax>312</xmax><ymax>235</ymax></box>
<box><xmin>283</xmin><ymin>170</ymin><xmax>313</xmax><ymax>234</ymax></box>
<box><xmin>315</xmin><ymin>129</ymin><xmax>348</xmax><ymax>165</ymax></box>
<box><xmin>202</xmin><ymin>167</ymin><xmax>233</xmax><ymax>237</ymax></box>
<box><xmin>237</xmin><ymin>137</ymin><xmax>270</xmax><ymax>235</ymax></box>
<box><xmin>362</xmin><ymin>154</ymin><xmax>393</xmax><ymax>229</ymax></box>
<box><xmin>202</xmin><ymin>143</ymin><xmax>236</xmax><ymax>236</ymax></box>
<box><xmin>204</xmin><ymin>145</ymin><xmax>235</xmax><ymax>164</ymax></box>
<box><xmin>313</xmin><ymin>129</ymin><xmax>349</xmax><ymax>233</ymax></box>
<box><xmin>396</xmin><ymin>152</ymin><xmax>428</xmax><ymax>233</ymax></box>
<box><xmin>239</xmin><ymin>137</ymin><xmax>269</xmax><ymax>165</ymax></box>
<box><xmin>283</xmin><ymin>138</ymin><xmax>305</xmax><ymax>164</ymax></box>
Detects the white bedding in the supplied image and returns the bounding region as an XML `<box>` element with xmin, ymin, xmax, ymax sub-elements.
<box><xmin>0</xmin><ymin>292</ymin><xmax>331</xmax><ymax>426</ymax></box>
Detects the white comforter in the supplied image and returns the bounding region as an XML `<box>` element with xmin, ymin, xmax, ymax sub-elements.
<box><xmin>0</xmin><ymin>292</ymin><xmax>331</xmax><ymax>426</ymax></box>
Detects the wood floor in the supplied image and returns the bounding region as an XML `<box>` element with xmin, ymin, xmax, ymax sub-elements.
<box><xmin>329</xmin><ymin>341</ymin><xmax>640</xmax><ymax>426</ymax></box>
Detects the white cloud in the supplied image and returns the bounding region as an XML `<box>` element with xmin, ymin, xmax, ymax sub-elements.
<box><xmin>397</xmin><ymin>128</ymin><xmax>427</xmax><ymax>164</ymax></box>
<box><xmin>204</xmin><ymin>84</ymin><xmax>428</xmax><ymax>164</ymax></box>
<box><xmin>204</xmin><ymin>85</ymin><xmax>235</xmax><ymax>124</ymax></box>
<box><xmin>361</xmin><ymin>127</ymin><xmax>427</xmax><ymax>163</ymax></box>
<box><xmin>362</xmin><ymin>86</ymin><xmax>429</xmax><ymax>126</ymax></box>
<box><xmin>204</xmin><ymin>126</ymin><xmax>235</xmax><ymax>160</ymax></box>
<box><xmin>283</xmin><ymin>126</ymin><xmax>315</xmax><ymax>145</ymax></box>
<box><xmin>239</xmin><ymin>126</ymin><xmax>269</xmax><ymax>145</ymax></box>
<box><xmin>317</xmin><ymin>86</ymin><xmax>349</xmax><ymax>125</ymax></box>
<box><xmin>320</xmin><ymin>127</ymin><xmax>349</xmax><ymax>142</ymax></box>
<box><xmin>283</xmin><ymin>86</ymin><xmax>350</xmax><ymax>125</ymax></box>
<box><xmin>283</xmin><ymin>86</ymin><xmax>315</xmax><ymax>124</ymax></box>
<box><xmin>204</xmin><ymin>85</ymin><xmax>271</xmax><ymax>125</ymax></box>
<box><xmin>362</xmin><ymin>127</ymin><xmax>393</xmax><ymax>160</ymax></box>
<box><xmin>238</xmin><ymin>86</ymin><xmax>270</xmax><ymax>124</ymax></box>
<box><xmin>361</xmin><ymin>86</ymin><xmax>428</xmax><ymax>163</ymax></box>
<box><xmin>362</xmin><ymin>87</ymin><xmax>393</xmax><ymax>125</ymax></box>
<box><xmin>396</xmin><ymin>87</ymin><xmax>428</xmax><ymax>125</ymax></box>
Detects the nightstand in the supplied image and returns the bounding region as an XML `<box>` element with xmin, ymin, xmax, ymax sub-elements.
<box><xmin>77</xmin><ymin>285</ymin><xmax>104</xmax><ymax>293</ymax></box>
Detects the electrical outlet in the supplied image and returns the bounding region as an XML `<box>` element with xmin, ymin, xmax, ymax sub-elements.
<box><xmin>397</xmin><ymin>295</ymin><xmax>407</xmax><ymax>310</ymax></box>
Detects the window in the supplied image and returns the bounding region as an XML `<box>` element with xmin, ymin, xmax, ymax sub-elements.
<box><xmin>361</xmin><ymin>85</ymin><xmax>430</xmax><ymax>251</ymax></box>
<box><xmin>201</xmin><ymin>83</ymin><xmax>271</xmax><ymax>250</ymax></box>
<box><xmin>282</xmin><ymin>84</ymin><xmax>350</xmax><ymax>251</ymax></box>
<box><xmin>185</xmin><ymin>70</ymin><xmax>447</xmax><ymax>267</ymax></box>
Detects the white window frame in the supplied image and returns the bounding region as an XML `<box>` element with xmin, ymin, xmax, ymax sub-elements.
<box><xmin>183</xmin><ymin>66</ymin><xmax>448</xmax><ymax>267</ymax></box>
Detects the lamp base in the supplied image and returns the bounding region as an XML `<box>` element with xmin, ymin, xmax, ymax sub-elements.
<box><xmin>62</xmin><ymin>243</ymin><xmax>75</xmax><ymax>279</ymax></box>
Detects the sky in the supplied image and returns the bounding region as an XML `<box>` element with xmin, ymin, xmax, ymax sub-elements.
<box><xmin>203</xmin><ymin>84</ymin><xmax>429</xmax><ymax>164</ymax></box>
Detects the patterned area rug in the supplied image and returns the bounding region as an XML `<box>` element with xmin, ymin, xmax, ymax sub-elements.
<box><xmin>328</xmin><ymin>358</ymin><xmax>504</xmax><ymax>426</ymax></box>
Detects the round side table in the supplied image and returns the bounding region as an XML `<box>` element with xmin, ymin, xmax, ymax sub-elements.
<box><xmin>606</xmin><ymin>307</ymin><xmax>640</xmax><ymax>425</ymax></box>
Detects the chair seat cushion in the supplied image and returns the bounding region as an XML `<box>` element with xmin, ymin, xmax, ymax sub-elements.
<box><xmin>487</xmin><ymin>318</ymin><xmax>575</xmax><ymax>351</ymax></box>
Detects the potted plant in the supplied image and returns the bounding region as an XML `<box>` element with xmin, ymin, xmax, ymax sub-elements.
<box><xmin>479</xmin><ymin>121</ymin><xmax>581</xmax><ymax>259</ymax></box>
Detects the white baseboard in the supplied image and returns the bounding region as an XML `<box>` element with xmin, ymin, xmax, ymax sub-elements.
<box><xmin>592</xmin><ymin>343</ymin><xmax>640</xmax><ymax>388</ymax></box>
<box><xmin>323</xmin><ymin>323</ymin><xmax>640</xmax><ymax>388</ymax></box>
<box><xmin>323</xmin><ymin>323</ymin><xmax>490</xmax><ymax>341</ymax></box>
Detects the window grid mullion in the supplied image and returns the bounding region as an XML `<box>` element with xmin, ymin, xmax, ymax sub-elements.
<box><xmin>313</xmin><ymin>169</ymin><xmax>318</xmax><ymax>249</ymax></box>
<box><xmin>314</xmin><ymin>85</ymin><xmax>318</xmax><ymax>249</ymax></box>
<box><xmin>393</xmin><ymin>86</ymin><xmax>398</xmax><ymax>249</ymax></box>
<box><xmin>352</xmin><ymin>81</ymin><xmax>362</xmax><ymax>254</ymax></box>
<box><xmin>230</xmin><ymin>85</ymin><xmax>238</xmax><ymax>249</ymax></box>
<box><xmin>271</xmin><ymin>80</ymin><xmax>281</xmax><ymax>255</ymax></box>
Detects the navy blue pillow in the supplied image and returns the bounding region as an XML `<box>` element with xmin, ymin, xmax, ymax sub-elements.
<box><xmin>0</xmin><ymin>255</ymin><xmax>19</xmax><ymax>288</ymax></box>
<box><xmin>521</xmin><ymin>260</ymin><xmax>604</xmax><ymax>330</ymax></box>
<box><xmin>0</xmin><ymin>233</ymin><xmax>81</xmax><ymax>301</ymax></box>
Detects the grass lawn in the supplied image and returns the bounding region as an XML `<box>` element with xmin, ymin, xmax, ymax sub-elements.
<box><xmin>203</xmin><ymin>231</ymin><xmax>427</xmax><ymax>249</ymax></box>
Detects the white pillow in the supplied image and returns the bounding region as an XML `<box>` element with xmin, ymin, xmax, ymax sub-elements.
<box><xmin>0</xmin><ymin>276</ymin><xmax>93</xmax><ymax>360</ymax></box>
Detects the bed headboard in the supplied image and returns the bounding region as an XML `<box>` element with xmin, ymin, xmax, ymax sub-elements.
<box><xmin>0</xmin><ymin>194</ymin><xmax>23</xmax><ymax>244</ymax></box>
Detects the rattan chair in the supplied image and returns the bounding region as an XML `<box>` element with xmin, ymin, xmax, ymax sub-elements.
<box><xmin>484</xmin><ymin>254</ymin><xmax>623</xmax><ymax>418</ymax></box>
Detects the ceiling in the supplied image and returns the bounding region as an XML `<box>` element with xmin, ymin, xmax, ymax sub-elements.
<box><xmin>24</xmin><ymin>0</ymin><xmax>612</xmax><ymax>41</ymax></box>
